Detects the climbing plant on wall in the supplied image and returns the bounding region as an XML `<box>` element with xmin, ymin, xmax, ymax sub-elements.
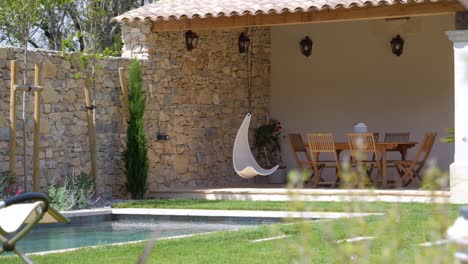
<box><xmin>123</xmin><ymin>59</ymin><xmax>148</xmax><ymax>199</ymax></box>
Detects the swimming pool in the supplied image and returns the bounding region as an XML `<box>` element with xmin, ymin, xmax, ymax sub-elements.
<box><xmin>15</xmin><ymin>213</ymin><xmax>280</xmax><ymax>254</ymax></box>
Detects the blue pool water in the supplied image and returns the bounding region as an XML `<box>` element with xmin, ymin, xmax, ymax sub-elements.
<box><xmin>13</xmin><ymin>215</ymin><xmax>275</xmax><ymax>254</ymax></box>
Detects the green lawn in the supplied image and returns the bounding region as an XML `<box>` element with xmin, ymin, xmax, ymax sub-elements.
<box><xmin>1</xmin><ymin>200</ymin><xmax>461</xmax><ymax>263</ymax></box>
<box><xmin>113</xmin><ymin>199</ymin><xmax>304</xmax><ymax>211</ymax></box>
<box><xmin>111</xmin><ymin>198</ymin><xmax>403</xmax><ymax>212</ymax></box>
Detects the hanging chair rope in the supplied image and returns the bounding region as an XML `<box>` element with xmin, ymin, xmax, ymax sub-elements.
<box><xmin>247</xmin><ymin>28</ymin><xmax>254</xmax><ymax>114</ymax></box>
<box><xmin>233</xmin><ymin>30</ymin><xmax>279</xmax><ymax>178</ymax></box>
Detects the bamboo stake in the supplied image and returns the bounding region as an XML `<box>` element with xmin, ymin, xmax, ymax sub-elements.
<box><xmin>84</xmin><ymin>80</ymin><xmax>97</xmax><ymax>179</ymax></box>
<box><xmin>33</xmin><ymin>63</ymin><xmax>41</xmax><ymax>192</ymax></box>
<box><xmin>9</xmin><ymin>60</ymin><xmax>16</xmax><ymax>177</ymax></box>
<box><xmin>118</xmin><ymin>67</ymin><xmax>130</xmax><ymax>121</ymax></box>
<box><xmin>22</xmin><ymin>44</ymin><xmax>28</xmax><ymax>192</ymax></box>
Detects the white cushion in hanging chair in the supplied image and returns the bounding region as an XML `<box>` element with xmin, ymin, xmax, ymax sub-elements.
<box><xmin>233</xmin><ymin>113</ymin><xmax>279</xmax><ymax>178</ymax></box>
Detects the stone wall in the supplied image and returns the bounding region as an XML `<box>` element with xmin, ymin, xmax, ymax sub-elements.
<box><xmin>0</xmin><ymin>48</ymin><xmax>129</xmax><ymax>197</ymax></box>
<box><xmin>0</xmin><ymin>25</ymin><xmax>272</xmax><ymax>196</ymax></box>
<box><xmin>120</xmin><ymin>25</ymin><xmax>272</xmax><ymax>191</ymax></box>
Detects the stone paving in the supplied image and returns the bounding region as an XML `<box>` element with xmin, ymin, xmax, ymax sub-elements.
<box><xmin>149</xmin><ymin>187</ymin><xmax>451</xmax><ymax>203</ymax></box>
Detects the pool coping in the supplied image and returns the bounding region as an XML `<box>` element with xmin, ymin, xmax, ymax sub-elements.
<box><xmin>150</xmin><ymin>188</ymin><xmax>450</xmax><ymax>203</ymax></box>
<box><xmin>62</xmin><ymin>208</ymin><xmax>383</xmax><ymax>219</ymax></box>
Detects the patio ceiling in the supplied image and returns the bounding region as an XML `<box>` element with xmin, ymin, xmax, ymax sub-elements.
<box><xmin>112</xmin><ymin>0</ymin><xmax>465</xmax><ymax>32</ymax></box>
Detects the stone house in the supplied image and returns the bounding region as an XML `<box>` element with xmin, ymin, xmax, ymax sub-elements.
<box><xmin>2</xmin><ymin>0</ymin><xmax>468</xmax><ymax>202</ymax></box>
<box><xmin>111</xmin><ymin>0</ymin><xmax>468</xmax><ymax>202</ymax></box>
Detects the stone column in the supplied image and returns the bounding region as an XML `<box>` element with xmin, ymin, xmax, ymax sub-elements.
<box><xmin>447</xmin><ymin>29</ymin><xmax>468</xmax><ymax>203</ymax></box>
<box><xmin>121</xmin><ymin>22</ymin><xmax>151</xmax><ymax>60</ymax></box>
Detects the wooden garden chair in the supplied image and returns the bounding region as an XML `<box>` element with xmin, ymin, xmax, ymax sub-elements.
<box><xmin>373</xmin><ymin>132</ymin><xmax>380</xmax><ymax>142</ymax></box>
<box><xmin>370</xmin><ymin>132</ymin><xmax>380</xmax><ymax>167</ymax></box>
<box><xmin>287</xmin><ymin>133</ymin><xmax>314</xmax><ymax>182</ymax></box>
<box><xmin>307</xmin><ymin>133</ymin><xmax>341</xmax><ymax>187</ymax></box>
<box><xmin>391</xmin><ymin>132</ymin><xmax>437</xmax><ymax>188</ymax></box>
<box><xmin>347</xmin><ymin>133</ymin><xmax>382</xmax><ymax>187</ymax></box>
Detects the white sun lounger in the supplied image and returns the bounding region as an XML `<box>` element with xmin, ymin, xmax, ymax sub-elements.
<box><xmin>0</xmin><ymin>192</ymin><xmax>70</xmax><ymax>264</ymax></box>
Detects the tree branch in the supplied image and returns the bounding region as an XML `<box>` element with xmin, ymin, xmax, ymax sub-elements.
<box><xmin>28</xmin><ymin>39</ymin><xmax>39</xmax><ymax>48</ymax></box>
<box><xmin>66</xmin><ymin>4</ymin><xmax>85</xmax><ymax>51</ymax></box>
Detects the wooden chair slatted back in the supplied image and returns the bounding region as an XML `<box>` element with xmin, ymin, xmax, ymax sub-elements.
<box><xmin>413</xmin><ymin>132</ymin><xmax>437</xmax><ymax>163</ymax></box>
<box><xmin>347</xmin><ymin>133</ymin><xmax>378</xmax><ymax>154</ymax></box>
<box><xmin>307</xmin><ymin>133</ymin><xmax>341</xmax><ymax>174</ymax></box>
<box><xmin>347</xmin><ymin>133</ymin><xmax>381</xmax><ymax>172</ymax></box>
<box><xmin>384</xmin><ymin>132</ymin><xmax>410</xmax><ymax>142</ymax></box>
<box><xmin>307</xmin><ymin>133</ymin><xmax>336</xmax><ymax>153</ymax></box>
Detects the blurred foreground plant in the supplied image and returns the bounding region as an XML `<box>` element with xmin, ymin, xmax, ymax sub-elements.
<box><xmin>281</xmin><ymin>158</ymin><xmax>454</xmax><ymax>263</ymax></box>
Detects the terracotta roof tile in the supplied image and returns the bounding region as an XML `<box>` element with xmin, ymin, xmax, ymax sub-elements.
<box><xmin>111</xmin><ymin>0</ymin><xmax>441</xmax><ymax>23</ymax></box>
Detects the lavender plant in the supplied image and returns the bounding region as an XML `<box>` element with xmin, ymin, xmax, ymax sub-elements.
<box><xmin>46</xmin><ymin>172</ymin><xmax>95</xmax><ymax>211</ymax></box>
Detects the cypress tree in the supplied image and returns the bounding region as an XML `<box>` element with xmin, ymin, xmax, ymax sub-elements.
<box><xmin>123</xmin><ymin>59</ymin><xmax>148</xmax><ymax>199</ymax></box>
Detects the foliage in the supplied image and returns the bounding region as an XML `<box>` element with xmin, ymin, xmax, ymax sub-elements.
<box><xmin>46</xmin><ymin>172</ymin><xmax>95</xmax><ymax>211</ymax></box>
<box><xmin>284</xmin><ymin>161</ymin><xmax>454</xmax><ymax>264</ymax></box>
<box><xmin>0</xmin><ymin>0</ymin><xmax>70</xmax><ymax>47</ymax></box>
<box><xmin>66</xmin><ymin>51</ymin><xmax>106</xmax><ymax>91</ymax></box>
<box><xmin>253</xmin><ymin>119</ymin><xmax>282</xmax><ymax>166</ymax></box>
<box><xmin>64</xmin><ymin>0</ymin><xmax>120</xmax><ymax>54</ymax></box>
<box><xmin>441</xmin><ymin>128</ymin><xmax>454</xmax><ymax>143</ymax></box>
<box><xmin>0</xmin><ymin>0</ymin><xmax>152</xmax><ymax>52</ymax></box>
<box><xmin>0</xmin><ymin>171</ymin><xmax>22</xmax><ymax>199</ymax></box>
<box><xmin>420</xmin><ymin>161</ymin><xmax>449</xmax><ymax>190</ymax></box>
<box><xmin>123</xmin><ymin>59</ymin><xmax>148</xmax><ymax>199</ymax></box>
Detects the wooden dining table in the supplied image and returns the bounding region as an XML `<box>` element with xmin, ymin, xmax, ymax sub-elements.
<box><xmin>305</xmin><ymin>142</ymin><xmax>418</xmax><ymax>188</ymax></box>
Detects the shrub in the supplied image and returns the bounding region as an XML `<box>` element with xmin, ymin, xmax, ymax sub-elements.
<box><xmin>0</xmin><ymin>171</ymin><xmax>22</xmax><ymax>199</ymax></box>
<box><xmin>253</xmin><ymin>119</ymin><xmax>282</xmax><ymax>167</ymax></box>
<box><xmin>46</xmin><ymin>172</ymin><xmax>95</xmax><ymax>211</ymax></box>
<box><xmin>123</xmin><ymin>59</ymin><xmax>149</xmax><ymax>199</ymax></box>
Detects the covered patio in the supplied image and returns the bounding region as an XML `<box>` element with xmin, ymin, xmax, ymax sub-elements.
<box><xmin>112</xmin><ymin>0</ymin><xmax>468</xmax><ymax>203</ymax></box>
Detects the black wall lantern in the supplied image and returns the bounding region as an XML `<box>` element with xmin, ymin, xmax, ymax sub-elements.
<box><xmin>238</xmin><ymin>32</ymin><xmax>251</xmax><ymax>54</ymax></box>
<box><xmin>185</xmin><ymin>30</ymin><xmax>199</xmax><ymax>51</ymax></box>
<box><xmin>300</xmin><ymin>36</ymin><xmax>313</xmax><ymax>57</ymax></box>
<box><xmin>390</xmin><ymin>35</ymin><xmax>404</xmax><ymax>56</ymax></box>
